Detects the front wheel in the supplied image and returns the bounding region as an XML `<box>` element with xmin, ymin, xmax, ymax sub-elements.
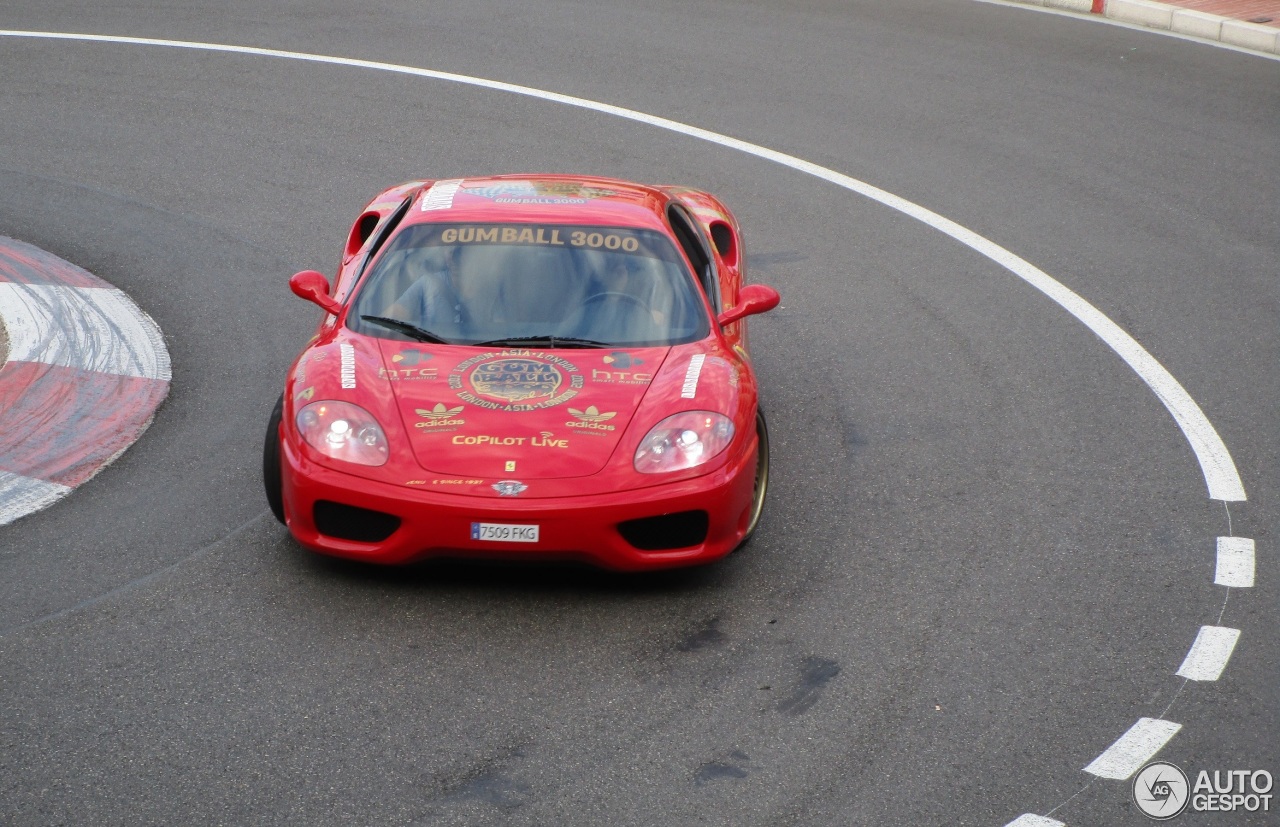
<box><xmin>263</xmin><ymin>395</ymin><xmax>286</xmax><ymax>524</ymax></box>
<box><xmin>738</xmin><ymin>407</ymin><xmax>770</xmax><ymax>549</ymax></box>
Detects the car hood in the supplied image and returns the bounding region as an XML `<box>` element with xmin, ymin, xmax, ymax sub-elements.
<box><xmin>378</xmin><ymin>342</ymin><xmax>671</xmax><ymax>479</ymax></box>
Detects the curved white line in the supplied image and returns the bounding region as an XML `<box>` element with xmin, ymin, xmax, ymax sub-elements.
<box><xmin>0</xmin><ymin>29</ymin><xmax>1247</xmax><ymax>501</ymax></box>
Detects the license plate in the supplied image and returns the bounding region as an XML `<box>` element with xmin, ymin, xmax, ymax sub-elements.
<box><xmin>471</xmin><ymin>522</ymin><xmax>539</xmax><ymax>543</ymax></box>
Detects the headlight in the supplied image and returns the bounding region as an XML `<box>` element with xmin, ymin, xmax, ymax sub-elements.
<box><xmin>296</xmin><ymin>400</ymin><xmax>389</xmax><ymax>466</ymax></box>
<box><xmin>634</xmin><ymin>411</ymin><xmax>735</xmax><ymax>474</ymax></box>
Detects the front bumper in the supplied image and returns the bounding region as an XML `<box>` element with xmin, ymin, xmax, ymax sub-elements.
<box><xmin>280</xmin><ymin>439</ymin><xmax>758</xmax><ymax>571</ymax></box>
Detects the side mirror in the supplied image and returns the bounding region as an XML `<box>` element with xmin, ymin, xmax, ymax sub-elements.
<box><xmin>289</xmin><ymin>270</ymin><xmax>343</xmax><ymax>316</ymax></box>
<box><xmin>717</xmin><ymin>284</ymin><xmax>780</xmax><ymax>327</ymax></box>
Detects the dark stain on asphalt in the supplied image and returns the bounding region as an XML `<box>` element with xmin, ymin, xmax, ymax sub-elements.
<box><xmin>777</xmin><ymin>656</ymin><xmax>840</xmax><ymax>715</ymax></box>
<box><xmin>748</xmin><ymin>250</ymin><xmax>807</xmax><ymax>273</ymax></box>
<box><xmin>446</xmin><ymin>770</ymin><xmax>532</xmax><ymax>810</ymax></box>
<box><xmin>427</xmin><ymin>744</ymin><xmax>532</xmax><ymax>811</ymax></box>
<box><xmin>676</xmin><ymin>614</ymin><xmax>727</xmax><ymax>652</ymax></box>
<box><xmin>694</xmin><ymin>750</ymin><xmax>750</xmax><ymax>785</ymax></box>
<box><xmin>839</xmin><ymin>412</ymin><xmax>869</xmax><ymax>454</ymax></box>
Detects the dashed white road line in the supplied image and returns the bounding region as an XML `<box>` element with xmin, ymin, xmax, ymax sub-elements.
<box><xmin>1176</xmin><ymin>626</ymin><xmax>1242</xmax><ymax>682</ymax></box>
<box><xmin>1083</xmin><ymin>718</ymin><xmax>1183</xmax><ymax>780</ymax></box>
<box><xmin>1004</xmin><ymin>815</ymin><xmax>1065</xmax><ymax>827</ymax></box>
<box><xmin>0</xmin><ymin>28</ymin><xmax>1247</xmax><ymax>503</ymax></box>
<box><xmin>1214</xmin><ymin>536</ymin><xmax>1256</xmax><ymax>588</ymax></box>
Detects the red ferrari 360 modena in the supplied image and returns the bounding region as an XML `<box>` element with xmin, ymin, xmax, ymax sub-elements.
<box><xmin>263</xmin><ymin>174</ymin><xmax>779</xmax><ymax>571</ymax></box>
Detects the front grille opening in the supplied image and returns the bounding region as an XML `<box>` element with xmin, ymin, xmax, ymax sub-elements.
<box><xmin>617</xmin><ymin>510</ymin><xmax>709</xmax><ymax>551</ymax></box>
<box><xmin>313</xmin><ymin>500</ymin><xmax>401</xmax><ymax>543</ymax></box>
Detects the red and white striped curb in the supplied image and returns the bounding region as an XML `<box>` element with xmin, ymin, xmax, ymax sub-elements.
<box><xmin>0</xmin><ymin>237</ymin><xmax>170</xmax><ymax>526</ymax></box>
<box><xmin>1006</xmin><ymin>0</ymin><xmax>1280</xmax><ymax>54</ymax></box>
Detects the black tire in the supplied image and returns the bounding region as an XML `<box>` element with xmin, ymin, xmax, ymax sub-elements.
<box><xmin>738</xmin><ymin>406</ymin><xmax>770</xmax><ymax>548</ymax></box>
<box><xmin>263</xmin><ymin>394</ymin><xmax>286</xmax><ymax>524</ymax></box>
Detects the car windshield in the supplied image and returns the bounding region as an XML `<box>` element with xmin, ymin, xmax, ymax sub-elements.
<box><xmin>348</xmin><ymin>222</ymin><xmax>710</xmax><ymax>347</ymax></box>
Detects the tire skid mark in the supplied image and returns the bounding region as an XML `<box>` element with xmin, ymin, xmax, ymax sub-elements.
<box><xmin>0</xmin><ymin>236</ymin><xmax>170</xmax><ymax>525</ymax></box>
<box><xmin>777</xmin><ymin>655</ymin><xmax>841</xmax><ymax>716</ymax></box>
<box><xmin>0</xmin><ymin>282</ymin><xmax>169</xmax><ymax>378</ymax></box>
<box><xmin>0</xmin><ymin>509</ymin><xmax>267</xmax><ymax>637</ymax></box>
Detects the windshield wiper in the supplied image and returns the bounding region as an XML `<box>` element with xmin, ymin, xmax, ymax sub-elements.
<box><xmin>361</xmin><ymin>315</ymin><xmax>450</xmax><ymax>344</ymax></box>
<box><xmin>471</xmin><ymin>335</ymin><xmax>611</xmax><ymax>349</ymax></box>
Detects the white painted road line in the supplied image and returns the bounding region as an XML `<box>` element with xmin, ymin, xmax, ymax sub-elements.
<box><xmin>1176</xmin><ymin>625</ymin><xmax>1241</xmax><ymax>681</ymax></box>
<box><xmin>0</xmin><ymin>472</ymin><xmax>72</xmax><ymax>526</ymax></box>
<box><xmin>1083</xmin><ymin>718</ymin><xmax>1182</xmax><ymax>779</ymax></box>
<box><xmin>0</xmin><ymin>283</ymin><xmax>171</xmax><ymax>380</ymax></box>
<box><xmin>0</xmin><ymin>29</ymin><xmax>1247</xmax><ymax>502</ymax></box>
<box><xmin>1215</xmin><ymin>536</ymin><xmax>1256</xmax><ymax>588</ymax></box>
<box><xmin>1005</xmin><ymin>814</ymin><xmax>1065</xmax><ymax>827</ymax></box>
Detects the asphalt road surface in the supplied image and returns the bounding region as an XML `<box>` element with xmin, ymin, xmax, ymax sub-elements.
<box><xmin>1</xmin><ymin>2</ymin><xmax>1275</xmax><ymax>824</ymax></box>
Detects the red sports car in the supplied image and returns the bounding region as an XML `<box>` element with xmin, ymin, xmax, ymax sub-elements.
<box><xmin>263</xmin><ymin>174</ymin><xmax>779</xmax><ymax>571</ymax></box>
